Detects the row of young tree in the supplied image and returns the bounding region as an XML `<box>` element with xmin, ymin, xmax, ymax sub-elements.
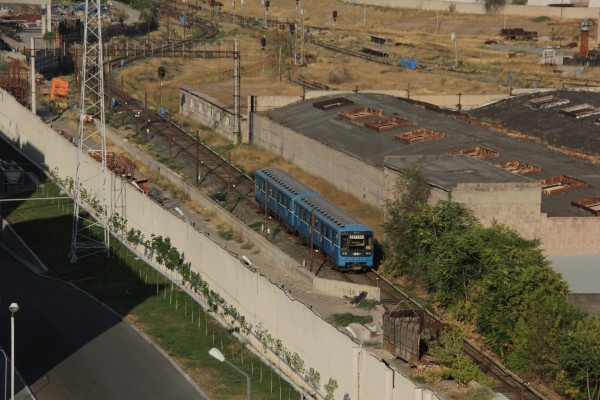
<box><xmin>382</xmin><ymin>168</ymin><xmax>600</xmax><ymax>400</ymax></box>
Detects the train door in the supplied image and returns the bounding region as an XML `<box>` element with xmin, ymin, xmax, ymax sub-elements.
<box><xmin>255</xmin><ymin>175</ymin><xmax>265</xmax><ymax>204</ymax></box>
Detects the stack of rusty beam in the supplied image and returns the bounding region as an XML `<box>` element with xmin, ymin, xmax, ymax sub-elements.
<box><xmin>87</xmin><ymin>150</ymin><xmax>136</xmax><ymax>179</ymax></box>
<box><xmin>0</xmin><ymin>59</ymin><xmax>29</xmax><ymax>107</ymax></box>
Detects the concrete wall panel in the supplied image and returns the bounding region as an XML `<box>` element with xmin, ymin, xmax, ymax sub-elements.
<box><xmin>348</xmin><ymin>0</ymin><xmax>600</xmax><ymax>18</ymax></box>
<box><xmin>253</xmin><ymin>115</ymin><xmax>385</xmax><ymax>207</ymax></box>
<box><xmin>540</xmin><ymin>214</ymin><xmax>600</xmax><ymax>256</ymax></box>
<box><xmin>0</xmin><ymin>89</ymin><xmax>438</xmax><ymax>400</ymax></box>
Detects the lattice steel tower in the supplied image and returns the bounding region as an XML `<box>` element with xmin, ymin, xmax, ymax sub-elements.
<box><xmin>70</xmin><ymin>0</ymin><xmax>110</xmax><ymax>262</ymax></box>
<box><xmin>293</xmin><ymin>3</ymin><xmax>305</xmax><ymax>66</ymax></box>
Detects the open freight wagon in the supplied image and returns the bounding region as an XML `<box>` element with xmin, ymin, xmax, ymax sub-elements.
<box><xmin>382</xmin><ymin>301</ymin><xmax>449</xmax><ymax>365</ymax></box>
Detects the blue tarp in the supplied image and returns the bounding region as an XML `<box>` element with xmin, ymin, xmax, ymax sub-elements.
<box><xmin>401</xmin><ymin>57</ymin><xmax>418</xmax><ymax>70</ymax></box>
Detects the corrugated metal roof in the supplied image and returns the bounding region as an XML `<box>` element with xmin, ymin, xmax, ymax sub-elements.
<box><xmin>299</xmin><ymin>195</ymin><xmax>364</xmax><ymax>228</ymax></box>
<box><xmin>258</xmin><ymin>167</ymin><xmax>313</xmax><ymax>196</ymax></box>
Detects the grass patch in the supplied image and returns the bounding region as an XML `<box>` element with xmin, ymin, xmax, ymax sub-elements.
<box><xmin>3</xmin><ymin>174</ymin><xmax>300</xmax><ymax>400</ymax></box>
<box><xmin>327</xmin><ymin>313</ymin><xmax>373</xmax><ymax>327</ymax></box>
<box><xmin>218</xmin><ymin>229</ymin><xmax>233</xmax><ymax>241</ymax></box>
<box><xmin>531</xmin><ymin>16</ymin><xmax>550</xmax><ymax>23</ymax></box>
<box><xmin>356</xmin><ymin>299</ymin><xmax>380</xmax><ymax>311</ymax></box>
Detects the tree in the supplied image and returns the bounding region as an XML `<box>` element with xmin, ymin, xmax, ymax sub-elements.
<box><xmin>475</xmin><ymin>238</ymin><xmax>573</xmax><ymax>355</ymax></box>
<box><xmin>484</xmin><ymin>0</ymin><xmax>506</xmax><ymax>13</ymax></box>
<box><xmin>554</xmin><ymin>319</ymin><xmax>600</xmax><ymax>400</ymax></box>
<box><xmin>425</xmin><ymin>224</ymin><xmax>488</xmax><ymax>315</ymax></box>
<box><xmin>382</xmin><ymin>167</ymin><xmax>430</xmax><ymax>278</ymax></box>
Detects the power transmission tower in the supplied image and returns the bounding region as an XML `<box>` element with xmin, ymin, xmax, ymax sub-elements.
<box><xmin>70</xmin><ymin>0</ymin><xmax>111</xmax><ymax>262</ymax></box>
<box><xmin>293</xmin><ymin>4</ymin><xmax>304</xmax><ymax>66</ymax></box>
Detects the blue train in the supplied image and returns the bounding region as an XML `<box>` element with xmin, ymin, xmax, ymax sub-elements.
<box><xmin>255</xmin><ymin>168</ymin><xmax>374</xmax><ymax>271</ymax></box>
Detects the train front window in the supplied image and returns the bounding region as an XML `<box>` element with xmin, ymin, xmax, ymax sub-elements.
<box><xmin>341</xmin><ymin>233</ymin><xmax>372</xmax><ymax>250</ymax></box>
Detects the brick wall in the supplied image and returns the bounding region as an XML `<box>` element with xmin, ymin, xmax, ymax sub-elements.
<box><xmin>452</xmin><ymin>182</ymin><xmax>542</xmax><ymax>240</ymax></box>
<box><xmin>540</xmin><ymin>215</ymin><xmax>600</xmax><ymax>256</ymax></box>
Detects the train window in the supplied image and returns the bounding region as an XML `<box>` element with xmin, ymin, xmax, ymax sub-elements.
<box><xmin>300</xmin><ymin>208</ymin><xmax>307</xmax><ymax>222</ymax></box>
<box><xmin>341</xmin><ymin>235</ymin><xmax>349</xmax><ymax>249</ymax></box>
<box><xmin>278</xmin><ymin>192</ymin><xmax>284</xmax><ymax>205</ymax></box>
<box><xmin>269</xmin><ymin>187</ymin><xmax>273</xmax><ymax>197</ymax></box>
<box><xmin>258</xmin><ymin>180</ymin><xmax>264</xmax><ymax>190</ymax></box>
<box><xmin>342</xmin><ymin>233</ymin><xmax>368</xmax><ymax>250</ymax></box>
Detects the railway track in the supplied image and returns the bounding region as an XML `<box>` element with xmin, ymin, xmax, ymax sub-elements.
<box><xmin>105</xmin><ymin>9</ymin><xmax>551</xmax><ymax>400</ymax></box>
<box><xmin>330</xmin><ymin>267</ymin><xmax>549</xmax><ymax>400</ymax></box>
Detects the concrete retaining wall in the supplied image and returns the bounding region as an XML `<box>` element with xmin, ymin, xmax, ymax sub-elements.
<box><xmin>179</xmin><ymin>87</ymin><xmax>240</xmax><ymax>142</ymax></box>
<box><xmin>452</xmin><ymin>182</ymin><xmax>542</xmax><ymax>240</ymax></box>
<box><xmin>346</xmin><ymin>0</ymin><xmax>600</xmax><ymax>18</ymax></box>
<box><xmin>1</xmin><ymin>89</ymin><xmax>419</xmax><ymax>399</ymax></box>
<box><xmin>251</xmin><ymin>95</ymin><xmax>303</xmax><ymax>112</ymax></box>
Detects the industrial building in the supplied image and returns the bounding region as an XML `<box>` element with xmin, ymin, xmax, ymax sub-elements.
<box><xmin>182</xmin><ymin>87</ymin><xmax>600</xmax><ymax>257</ymax></box>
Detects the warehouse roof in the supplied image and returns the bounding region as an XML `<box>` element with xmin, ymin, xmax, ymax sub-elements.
<box><xmin>468</xmin><ymin>89</ymin><xmax>600</xmax><ymax>155</ymax></box>
<box><xmin>384</xmin><ymin>155</ymin><xmax>526</xmax><ymax>190</ymax></box>
<box><xmin>265</xmin><ymin>92</ymin><xmax>600</xmax><ymax>218</ymax></box>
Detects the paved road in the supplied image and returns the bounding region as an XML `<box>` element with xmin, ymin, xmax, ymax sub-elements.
<box><xmin>0</xmin><ymin>247</ymin><xmax>207</xmax><ymax>400</ymax></box>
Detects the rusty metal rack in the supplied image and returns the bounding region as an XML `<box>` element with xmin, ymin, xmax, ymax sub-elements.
<box><xmin>395</xmin><ymin>128</ymin><xmax>443</xmax><ymax>144</ymax></box>
<box><xmin>541</xmin><ymin>175</ymin><xmax>588</xmax><ymax>196</ymax></box>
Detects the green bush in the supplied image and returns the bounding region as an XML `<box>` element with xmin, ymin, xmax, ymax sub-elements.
<box><xmin>531</xmin><ymin>16</ymin><xmax>550</xmax><ymax>23</ymax></box>
<box><xmin>464</xmin><ymin>386</ymin><xmax>495</xmax><ymax>400</ymax></box>
<box><xmin>328</xmin><ymin>313</ymin><xmax>373</xmax><ymax>327</ymax></box>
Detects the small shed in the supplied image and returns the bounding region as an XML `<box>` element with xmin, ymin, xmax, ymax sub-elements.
<box><xmin>382</xmin><ymin>301</ymin><xmax>449</xmax><ymax>365</ymax></box>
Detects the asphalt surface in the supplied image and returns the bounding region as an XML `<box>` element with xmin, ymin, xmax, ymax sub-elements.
<box><xmin>0</xmin><ymin>247</ymin><xmax>207</xmax><ymax>400</ymax></box>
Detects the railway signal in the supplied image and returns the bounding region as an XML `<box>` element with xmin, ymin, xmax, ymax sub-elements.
<box><xmin>158</xmin><ymin>66</ymin><xmax>166</xmax><ymax>112</ymax></box>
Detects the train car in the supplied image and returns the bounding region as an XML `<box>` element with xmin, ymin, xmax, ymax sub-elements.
<box><xmin>255</xmin><ymin>168</ymin><xmax>374</xmax><ymax>271</ymax></box>
<box><xmin>254</xmin><ymin>168</ymin><xmax>317</xmax><ymax>227</ymax></box>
